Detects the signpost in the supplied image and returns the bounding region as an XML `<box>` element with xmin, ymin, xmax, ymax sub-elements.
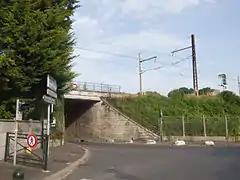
<box><xmin>13</xmin><ymin>100</ymin><xmax>33</xmax><ymax>166</ymax></box>
<box><xmin>43</xmin><ymin>75</ymin><xmax>57</xmax><ymax>158</ymax></box>
<box><xmin>43</xmin><ymin>95</ymin><xmax>56</xmax><ymax>105</ymax></box>
<box><xmin>27</xmin><ymin>134</ymin><xmax>37</xmax><ymax>149</ymax></box>
<box><xmin>47</xmin><ymin>89</ymin><xmax>58</xmax><ymax>99</ymax></box>
<box><xmin>47</xmin><ymin>75</ymin><xmax>57</xmax><ymax>92</ymax></box>
<box><xmin>13</xmin><ymin>99</ymin><xmax>20</xmax><ymax>166</ymax></box>
<box><xmin>11</xmin><ymin>75</ymin><xmax>56</xmax><ymax>170</ymax></box>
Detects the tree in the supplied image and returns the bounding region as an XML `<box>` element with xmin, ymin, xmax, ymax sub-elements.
<box><xmin>0</xmin><ymin>0</ymin><xmax>79</xmax><ymax>115</ymax></box>
<box><xmin>168</xmin><ymin>87</ymin><xmax>194</xmax><ymax>98</ymax></box>
<box><xmin>199</xmin><ymin>87</ymin><xmax>214</xmax><ymax>95</ymax></box>
<box><xmin>179</xmin><ymin>87</ymin><xmax>194</xmax><ymax>94</ymax></box>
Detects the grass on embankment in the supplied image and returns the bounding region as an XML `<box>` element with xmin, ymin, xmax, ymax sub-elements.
<box><xmin>105</xmin><ymin>91</ymin><xmax>240</xmax><ymax>137</ymax></box>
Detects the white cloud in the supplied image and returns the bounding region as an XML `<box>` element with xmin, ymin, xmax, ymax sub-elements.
<box><xmin>119</xmin><ymin>0</ymin><xmax>215</xmax><ymax>17</ymax></box>
<box><xmin>106</xmin><ymin>30</ymin><xmax>186</xmax><ymax>53</ymax></box>
<box><xmin>72</xmin><ymin>16</ymin><xmax>104</xmax><ymax>43</ymax></box>
<box><xmin>72</xmin><ymin>25</ymin><xmax>191</xmax><ymax>94</ymax></box>
<box><xmin>71</xmin><ymin>0</ymin><xmax>219</xmax><ymax>95</ymax></box>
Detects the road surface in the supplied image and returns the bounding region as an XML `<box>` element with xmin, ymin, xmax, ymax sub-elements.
<box><xmin>66</xmin><ymin>143</ymin><xmax>240</xmax><ymax>180</ymax></box>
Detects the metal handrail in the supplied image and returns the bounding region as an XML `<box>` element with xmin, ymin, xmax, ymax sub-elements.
<box><xmin>72</xmin><ymin>81</ymin><xmax>121</xmax><ymax>93</ymax></box>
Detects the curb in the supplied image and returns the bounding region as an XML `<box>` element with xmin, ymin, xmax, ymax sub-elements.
<box><xmin>43</xmin><ymin>146</ymin><xmax>91</xmax><ymax>180</ymax></box>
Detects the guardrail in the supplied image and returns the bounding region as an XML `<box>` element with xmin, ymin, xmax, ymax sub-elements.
<box><xmin>72</xmin><ymin>81</ymin><xmax>121</xmax><ymax>93</ymax></box>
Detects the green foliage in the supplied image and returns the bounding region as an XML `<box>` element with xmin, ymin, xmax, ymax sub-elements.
<box><xmin>168</xmin><ymin>87</ymin><xmax>216</xmax><ymax>98</ymax></box>
<box><xmin>0</xmin><ymin>0</ymin><xmax>79</xmax><ymax>117</ymax></box>
<box><xmin>0</xmin><ymin>105</ymin><xmax>12</xmax><ymax>119</ymax></box>
<box><xmin>199</xmin><ymin>87</ymin><xmax>214</xmax><ymax>95</ymax></box>
<box><xmin>168</xmin><ymin>87</ymin><xmax>193</xmax><ymax>98</ymax></box>
<box><xmin>53</xmin><ymin>98</ymin><xmax>65</xmax><ymax>139</ymax></box>
<box><xmin>106</xmin><ymin>89</ymin><xmax>240</xmax><ymax>137</ymax></box>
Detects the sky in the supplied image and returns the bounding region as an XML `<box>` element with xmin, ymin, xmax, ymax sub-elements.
<box><xmin>71</xmin><ymin>0</ymin><xmax>240</xmax><ymax>95</ymax></box>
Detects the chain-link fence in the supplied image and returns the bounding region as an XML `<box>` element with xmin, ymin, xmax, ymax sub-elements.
<box><xmin>161</xmin><ymin>115</ymin><xmax>240</xmax><ymax>138</ymax></box>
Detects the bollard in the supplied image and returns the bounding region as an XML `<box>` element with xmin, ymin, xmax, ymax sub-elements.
<box><xmin>12</xmin><ymin>168</ymin><xmax>24</xmax><ymax>180</ymax></box>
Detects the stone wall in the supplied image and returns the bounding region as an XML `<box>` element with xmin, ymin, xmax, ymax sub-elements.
<box><xmin>65</xmin><ymin>100</ymin><xmax>159</xmax><ymax>142</ymax></box>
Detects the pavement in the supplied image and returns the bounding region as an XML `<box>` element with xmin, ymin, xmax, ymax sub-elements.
<box><xmin>65</xmin><ymin>142</ymin><xmax>240</xmax><ymax>180</ymax></box>
<box><xmin>0</xmin><ymin>143</ymin><xmax>88</xmax><ymax>180</ymax></box>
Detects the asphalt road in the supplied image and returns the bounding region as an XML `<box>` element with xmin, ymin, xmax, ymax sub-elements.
<box><xmin>66</xmin><ymin>143</ymin><xmax>240</xmax><ymax>180</ymax></box>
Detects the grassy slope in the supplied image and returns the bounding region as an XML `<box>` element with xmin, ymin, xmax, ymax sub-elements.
<box><xmin>106</xmin><ymin>91</ymin><xmax>240</xmax><ymax>137</ymax></box>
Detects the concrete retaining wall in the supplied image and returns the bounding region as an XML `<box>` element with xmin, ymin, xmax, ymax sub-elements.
<box><xmin>65</xmin><ymin>101</ymin><xmax>159</xmax><ymax>142</ymax></box>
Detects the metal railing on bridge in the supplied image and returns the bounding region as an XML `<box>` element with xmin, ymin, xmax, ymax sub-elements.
<box><xmin>72</xmin><ymin>81</ymin><xmax>121</xmax><ymax>93</ymax></box>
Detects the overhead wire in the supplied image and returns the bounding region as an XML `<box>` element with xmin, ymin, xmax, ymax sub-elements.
<box><xmin>74</xmin><ymin>44</ymin><xmax>193</xmax><ymax>74</ymax></box>
<box><xmin>79</xmin><ymin>41</ymin><xmax>188</xmax><ymax>62</ymax></box>
<box><xmin>78</xmin><ymin>56</ymin><xmax>137</xmax><ymax>69</ymax></box>
<box><xmin>74</xmin><ymin>46</ymin><xmax>138</xmax><ymax>59</ymax></box>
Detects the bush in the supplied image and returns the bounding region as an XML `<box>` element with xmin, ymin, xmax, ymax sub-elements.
<box><xmin>0</xmin><ymin>105</ymin><xmax>12</xmax><ymax>119</ymax></box>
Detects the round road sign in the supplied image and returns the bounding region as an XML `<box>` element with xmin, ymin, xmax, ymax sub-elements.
<box><xmin>27</xmin><ymin>134</ymin><xmax>37</xmax><ymax>149</ymax></box>
<box><xmin>72</xmin><ymin>83</ymin><xmax>78</xmax><ymax>89</ymax></box>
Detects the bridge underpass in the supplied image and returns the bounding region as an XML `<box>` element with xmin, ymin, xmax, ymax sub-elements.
<box><xmin>63</xmin><ymin>81</ymin><xmax>158</xmax><ymax>142</ymax></box>
<box><xmin>64</xmin><ymin>98</ymin><xmax>99</xmax><ymax>141</ymax></box>
<box><xmin>64</xmin><ymin>82</ymin><xmax>120</xmax><ymax>142</ymax></box>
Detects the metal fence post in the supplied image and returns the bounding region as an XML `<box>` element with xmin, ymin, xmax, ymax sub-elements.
<box><xmin>182</xmin><ymin>115</ymin><xmax>185</xmax><ymax>137</ymax></box>
<box><xmin>13</xmin><ymin>119</ymin><xmax>18</xmax><ymax>166</ymax></box>
<box><xmin>225</xmin><ymin>115</ymin><xmax>229</xmax><ymax>140</ymax></box>
<box><xmin>43</xmin><ymin>135</ymin><xmax>49</xmax><ymax>171</ymax></box>
<box><xmin>202</xmin><ymin>115</ymin><xmax>207</xmax><ymax>138</ymax></box>
<box><xmin>4</xmin><ymin>132</ymin><xmax>10</xmax><ymax>162</ymax></box>
<box><xmin>160</xmin><ymin>110</ymin><xmax>163</xmax><ymax>142</ymax></box>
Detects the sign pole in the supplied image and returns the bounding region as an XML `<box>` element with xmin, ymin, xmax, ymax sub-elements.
<box><xmin>51</xmin><ymin>104</ymin><xmax>54</xmax><ymax>116</ymax></box>
<box><xmin>44</xmin><ymin>75</ymin><xmax>57</xmax><ymax>159</ymax></box>
<box><xmin>47</xmin><ymin>104</ymin><xmax>51</xmax><ymax>157</ymax></box>
<box><xmin>13</xmin><ymin>99</ymin><xmax>19</xmax><ymax>166</ymax></box>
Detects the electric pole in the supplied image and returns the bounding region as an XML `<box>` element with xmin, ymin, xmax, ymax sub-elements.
<box><xmin>138</xmin><ymin>53</ymin><xmax>143</xmax><ymax>95</ymax></box>
<box><xmin>171</xmin><ymin>34</ymin><xmax>199</xmax><ymax>96</ymax></box>
<box><xmin>191</xmin><ymin>34</ymin><xmax>199</xmax><ymax>96</ymax></box>
<box><xmin>138</xmin><ymin>54</ymin><xmax>157</xmax><ymax>95</ymax></box>
<box><xmin>238</xmin><ymin>76</ymin><xmax>240</xmax><ymax>96</ymax></box>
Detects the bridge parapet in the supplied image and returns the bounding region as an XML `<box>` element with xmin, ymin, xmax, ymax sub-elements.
<box><xmin>72</xmin><ymin>81</ymin><xmax>121</xmax><ymax>93</ymax></box>
<box><xmin>65</xmin><ymin>90</ymin><xmax>123</xmax><ymax>99</ymax></box>
<box><xmin>65</xmin><ymin>82</ymin><xmax>139</xmax><ymax>100</ymax></box>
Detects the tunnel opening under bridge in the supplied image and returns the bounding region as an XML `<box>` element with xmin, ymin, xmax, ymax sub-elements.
<box><xmin>64</xmin><ymin>98</ymin><xmax>100</xmax><ymax>142</ymax></box>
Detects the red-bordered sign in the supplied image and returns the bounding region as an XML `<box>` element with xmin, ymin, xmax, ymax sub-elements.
<box><xmin>72</xmin><ymin>83</ymin><xmax>78</xmax><ymax>89</ymax></box>
<box><xmin>27</xmin><ymin>134</ymin><xmax>37</xmax><ymax>149</ymax></box>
